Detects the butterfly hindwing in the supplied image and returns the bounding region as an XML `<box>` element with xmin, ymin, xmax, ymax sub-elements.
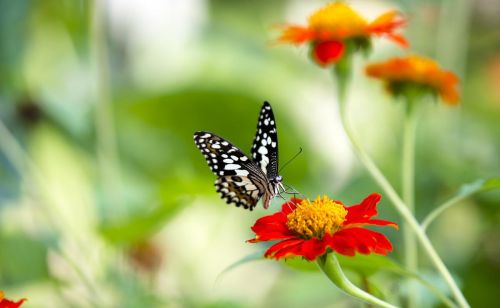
<box><xmin>215</xmin><ymin>176</ymin><xmax>262</xmax><ymax>210</ymax></box>
<box><xmin>194</xmin><ymin>131</ymin><xmax>269</xmax><ymax>210</ymax></box>
<box><xmin>251</xmin><ymin>101</ymin><xmax>279</xmax><ymax>178</ymax></box>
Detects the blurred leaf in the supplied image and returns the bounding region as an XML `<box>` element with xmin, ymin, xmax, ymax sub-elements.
<box><xmin>99</xmin><ymin>200</ymin><xmax>180</xmax><ymax>245</ymax></box>
<box><xmin>0</xmin><ymin>0</ymin><xmax>31</xmax><ymax>87</ymax></box>
<box><xmin>457</xmin><ymin>177</ymin><xmax>500</xmax><ymax>197</ymax></box>
<box><xmin>338</xmin><ymin>254</ymin><xmax>455</xmax><ymax>307</ymax></box>
<box><xmin>422</xmin><ymin>177</ymin><xmax>500</xmax><ymax>229</ymax></box>
<box><xmin>0</xmin><ymin>232</ymin><xmax>49</xmax><ymax>286</ymax></box>
<box><xmin>100</xmin><ymin>176</ymin><xmax>211</xmax><ymax>245</ymax></box>
<box><xmin>363</xmin><ymin>277</ymin><xmax>387</xmax><ymax>301</ymax></box>
<box><xmin>281</xmin><ymin>257</ymin><xmax>318</xmax><ymax>272</ymax></box>
<box><xmin>337</xmin><ymin>254</ymin><xmax>402</xmax><ymax>277</ymax></box>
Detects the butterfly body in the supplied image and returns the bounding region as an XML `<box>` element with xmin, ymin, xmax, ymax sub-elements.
<box><xmin>194</xmin><ymin>102</ymin><xmax>283</xmax><ymax>210</ymax></box>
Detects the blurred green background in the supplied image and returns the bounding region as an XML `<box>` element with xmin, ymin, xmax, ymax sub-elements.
<box><xmin>1</xmin><ymin>0</ymin><xmax>499</xmax><ymax>307</ymax></box>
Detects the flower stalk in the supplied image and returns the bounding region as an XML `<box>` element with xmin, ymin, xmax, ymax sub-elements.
<box><xmin>334</xmin><ymin>76</ymin><xmax>469</xmax><ymax>308</ymax></box>
<box><xmin>402</xmin><ymin>98</ymin><xmax>419</xmax><ymax>308</ymax></box>
<box><xmin>317</xmin><ymin>253</ymin><xmax>397</xmax><ymax>308</ymax></box>
<box><xmin>90</xmin><ymin>0</ymin><xmax>122</xmax><ymax>213</ymax></box>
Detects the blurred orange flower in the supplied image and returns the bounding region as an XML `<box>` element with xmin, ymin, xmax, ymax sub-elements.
<box><xmin>0</xmin><ymin>291</ymin><xmax>26</xmax><ymax>308</ymax></box>
<box><xmin>277</xmin><ymin>2</ymin><xmax>407</xmax><ymax>66</ymax></box>
<box><xmin>248</xmin><ymin>193</ymin><xmax>397</xmax><ymax>261</ymax></box>
<box><xmin>365</xmin><ymin>55</ymin><xmax>460</xmax><ymax>105</ymax></box>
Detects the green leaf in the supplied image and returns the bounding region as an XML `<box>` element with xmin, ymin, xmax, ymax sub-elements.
<box><xmin>457</xmin><ymin>177</ymin><xmax>500</xmax><ymax>196</ymax></box>
<box><xmin>281</xmin><ymin>257</ymin><xmax>318</xmax><ymax>272</ymax></box>
<box><xmin>337</xmin><ymin>254</ymin><xmax>402</xmax><ymax>277</ymax></box>
<box><xmin>0</xmin><ymin>232</ymin><xmax>49</xmax><ymax>286</ymax></box>
<box><xmin>98</xmin><ymin>200</ymin><xmax>181</xmax><ymax>245</ymax></box>
<box><xmin>422</xmin><ymin>177</ymin><xmax>500</xmax><ymax>229</ymax></box>
<box><xmin>337</xmin><ymin>254</ymin><xmax>455</xmax><ymax>307</ymax></box>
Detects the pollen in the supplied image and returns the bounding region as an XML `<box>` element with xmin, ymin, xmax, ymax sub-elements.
<box><xmin>286</xmin><ymin>196</ymin><xmax>347</xmax><ymax>239</ymax></box>
<box><xmin>308</xmin><ymin>3</ymin><xmax>367</xmax><ymax>35</ymax></box>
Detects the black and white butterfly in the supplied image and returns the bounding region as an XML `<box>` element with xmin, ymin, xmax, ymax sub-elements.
<box><xmin>194</xmin><ymin>101</ymin><xmax>284</xmax><ymax>210</ymax></box>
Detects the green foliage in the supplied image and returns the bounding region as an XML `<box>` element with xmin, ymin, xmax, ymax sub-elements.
<box><xmin>0</xmin><ymin>232</ymin><xmax>49</xmax><ymax>286</ymax></box>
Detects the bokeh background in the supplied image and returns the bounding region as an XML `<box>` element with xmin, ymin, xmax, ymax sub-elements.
<box><xmin>1</xmin><ymin>0</ymin><xmax>499</xmax><ymax>307</ymax></box>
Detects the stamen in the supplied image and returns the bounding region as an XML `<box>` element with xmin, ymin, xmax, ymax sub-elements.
<box><xmin>286</xmin><ymin>196</ymin><xmax>347</xmax><ymax>239</ymax></box>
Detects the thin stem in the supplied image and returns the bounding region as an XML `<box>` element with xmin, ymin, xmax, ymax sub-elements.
<box><xmin>402</xmin><ymin>102</ymin><xmax>418</xmax><ymax>308</ymax></box>
<box><xmin>317</xmin><ymin>254</ymin><xmax>397</xmax><ymax>308</ymax></box>
<box><xmin>335</xmin><ymin>81</ymin><xmax>469</xmax><ymax>308</ymax></box>
<box><xmin>421</xmin><ymin>193</ymin><xmax>470</xmax><ymax>231</ymax></box>
<box><xmin>91</xmin><ymin>0</ymin><xmax>122</xmax><ymax>213</ymax></box>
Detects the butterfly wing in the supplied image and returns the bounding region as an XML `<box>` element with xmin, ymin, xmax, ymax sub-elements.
<box><xmin>251</xmin><ymin>101</ymin><xmax>279</xmax><ymax>179</ymax></box>
<box><xmin>194</xmin><ymin>131</ymin><xmax>269</xmax><ymax>210</ymax></box>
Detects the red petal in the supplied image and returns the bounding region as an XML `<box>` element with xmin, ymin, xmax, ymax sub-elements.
<box><xmin>329</xmin><ymin>228</ymin><xmax>393</xmax><ymax>256</ymax></box>
<box><xmin>264</xmin><ymin>238</ymin><xmax>304</xmax><ymax>259</ymax></box>
<box><xmin>325</xmin><ymin>232</ymin><xmax>356</xmax><ymax>256</ymax></box>
<box><xmin>265</xmin><ymin>237</ymin><xmax>329</xmax><ymax>261</ymax></box>
<box><xmin>0</xmin><ymin>298</ymin><xmax>27</xmax><ymax>308</ymax></box>
<box><xmin>344</xmin><ymin>193</ymin><xmax>381</xmax><ymax>224</ymax></box>
<box><xmin>248</xmin><ymin>212</ymin><xmax>294</xmax><ymax>242</ymax></box>
<box><xmin>343</xmin><ymin>194</ymin><xmax>398</xmax><ymax>229</ymax></box>
<box><xmin>298</xmin><ymin>238</ymin><xmax>329</xmax><ymax>261</ymax></box>
<box><xmin>312</xmin><ymin>40</ymin><xmax>345</xmax><ymax>66</ymax></box>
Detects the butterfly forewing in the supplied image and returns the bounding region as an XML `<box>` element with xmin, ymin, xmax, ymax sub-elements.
<box><xmin>251</xmin><ymin>101</ymin><xmax>279</xmax><ymax>179</ymax></box>
<box><xmin>194</xmin><ymin>131</ymin><xmax>269</xmax><ymax>210</ymax></box>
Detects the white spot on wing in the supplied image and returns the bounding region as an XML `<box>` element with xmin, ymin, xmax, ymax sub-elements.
<box><xmin>236</xmin><ymin>169</ymin><xmax>249</xmax><ymax>176</ymax></box>
<box><xmin>225</xmin><ymin>164</ymin><xmax>241</xmax><ymax>170</ymax></box>
<box><xmin>258</xmin><ymin>146</ymin><xmax>268</xmax><ymax>155</ymax></box>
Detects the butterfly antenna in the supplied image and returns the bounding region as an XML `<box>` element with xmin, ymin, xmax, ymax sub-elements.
<box><xmin>278</xmin><ymin>147</ymin><xmax>303</xmax><ymax>174</ymax></box>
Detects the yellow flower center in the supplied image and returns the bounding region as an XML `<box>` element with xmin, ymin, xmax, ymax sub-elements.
<box><xmin>308</xmin><ymin>3</ymin><xmax>367</xmax><ymax>36</ymax></box>
<box><xmin>286</xmin><ymin>196</ymin><xmax>347</xmax><ymax>239</ymax></box>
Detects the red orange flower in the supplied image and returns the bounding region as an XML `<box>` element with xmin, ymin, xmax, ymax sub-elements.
<box><xmin>365</xmin><ymin>55</ymin><xmax>460</xmax><ymax>105</ymax></box>
<box><xmin>0</xmin><ymin>291</ymin><xmax>26</xmax><ymax>308</ymax></box>
<box><xmin>277</xmin><ymin>3</ymin><xmax>407</xmax><ymax>66</ymax></box>
<box><xmin>248</xmin><ymin>193</ymin><xmax>397</xmax><ymax>261</ymax></box>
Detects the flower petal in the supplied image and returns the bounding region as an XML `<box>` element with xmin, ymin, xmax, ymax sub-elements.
<box><xmin>265</xmin><ymin>237</ymin><xmax>328</xmax><ymax>261</ymax></box>
<box><xmin>0</xmin><ymin>291</ymin><xmax>26</xmax><ymax>308</ymax></box>
<box><xmin>248</xmin><ymin>212</ymin><xmax>294</xmax><ymax>243</ymax></box>
<box><xmin>277</xmin><ymin>25</ymin><xmax>316</xmax><ymax>44</ymax></box>
<box><xmin>344</xmin><ymin>193</ymin><xmax>381</xmax><ymax>223</ymax></box>
<box><xmin>368</xmin><ymin>11</ymin><xmax>406</xmax><ymax>35</ymax></box>
<box><xmin>312</xmin><ymin>40</ymin><xmax>345</xmax><ymax>66</ymax></box>
<box><xmin>329</xmin><ymin>228</ymin><xmax>393</xmax><ymax>256</ymax></box>
<box><xmin>264</xmin><ymin>238</ymin><xmax>305</xmax><ymax>259</ymax></box>
<box><xmin>365</xmin><ymin>55</ymin><xmax>460</xmax><ymax>105</ymax></box>
<box><xmin>298</xmin><ymin>238</ymin><xmax>329</xmax><ymax>261</ymax></box>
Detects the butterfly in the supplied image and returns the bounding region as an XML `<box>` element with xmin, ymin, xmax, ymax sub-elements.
<box><xmin>194</xmin><ymin>101</ymin><xmax>284</xmax><ymax>210</ymax></box>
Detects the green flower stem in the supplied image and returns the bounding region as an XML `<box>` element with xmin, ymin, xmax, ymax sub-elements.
<box><xmin>421</xmin><ymin>193</ymin><xmax>471</xmax><ymax>231</ymax></box>
<box><xmin>317</xmin><ymin>253</ymin><xmax>397</xmax><ymax>308</ymax></box>
<box><xmin>402</xmin><ymin>100</ymin><xmax>418</xmax><ymax>308</ymax></box>
<box><xmin>334</xmin><ymin>70</ymin><xmax>469</xmax><ymax>308</ymax></box>
<box><xmin>91</xmin><ymin>0</ymin><xmax>122</xmax><ymax>213</ymax></box>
